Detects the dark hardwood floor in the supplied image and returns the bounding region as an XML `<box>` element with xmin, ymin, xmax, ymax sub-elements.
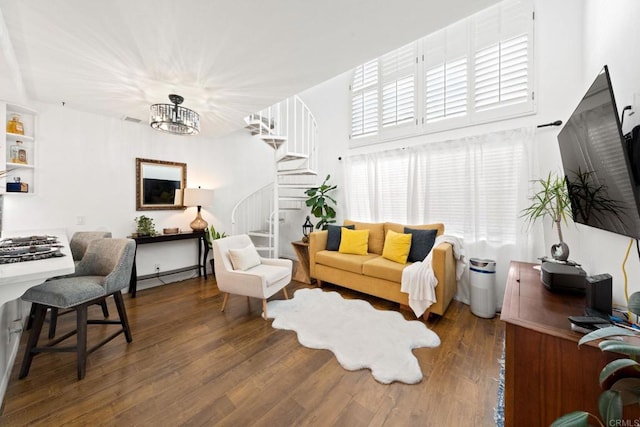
<box><xmin>0</xmin><ymin>275</ymin><xmax>504</xmax><ymax>426</ymax></box>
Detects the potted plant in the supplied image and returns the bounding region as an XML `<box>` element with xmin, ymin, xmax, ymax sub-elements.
<box><xmin>521</xmin><ymin>172</ymin><xmax>572</xmax><ymax>260</ymax></box>
<box><xmin>204</xmin><ymin>225</ymin><xmax>227</xmax><ymax>276</ymax></box>
<box><xmin>552</xmin><ymin>294</ymin><xmax>640</xmax><ymax>426</ymax></box>
<box><xmin>133</xmin><ymin>215</ymin><xmax>156</xmax><ymax>237</ymax></box>
<box><xmin>304</xmin><ymin>174</ymin><xmax>337</xmax><ymax>230</ymax></box>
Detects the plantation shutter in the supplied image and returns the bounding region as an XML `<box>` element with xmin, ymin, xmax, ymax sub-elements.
<box><xmin>381</xmin><ymin>42</ymin><xmax>416</xmax><ymax>128</ymax></box>
<box><xmin>424</xmin><ymin>20</ymin><xmax>469</xmax><ymax>123</ymax></box>
<box><xmin>351</xmin><ymin>59</ymin><xmax>379</xmax><ymax>138</ymax></box>
<box><xmin>473</xmin><ymin>0</ymin><xmax>532</xmax><ymax>112</ymax></box>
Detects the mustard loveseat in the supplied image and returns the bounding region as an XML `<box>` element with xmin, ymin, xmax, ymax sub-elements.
<box><xmin>308</xmin><ymin>220</ymin><xmax>457</xmax><ymax>318</ymax></box>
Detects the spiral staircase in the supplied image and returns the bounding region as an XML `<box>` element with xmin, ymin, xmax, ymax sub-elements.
<box><xmin>231</xmin><ymin>95</ymin><xmax>318</xmax><ymax>257</ymax></box>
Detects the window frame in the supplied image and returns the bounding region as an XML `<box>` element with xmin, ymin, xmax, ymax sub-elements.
<box><xmin>349</xmin><ymin>0</ymin><xmax>535</xmax><ymax>148</ymax></box>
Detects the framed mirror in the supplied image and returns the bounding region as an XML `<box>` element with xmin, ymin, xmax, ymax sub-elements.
<box><xmin>136</xmin><ymin>158</ymin><xmax>187</xmax><ymax>210</ymax></box>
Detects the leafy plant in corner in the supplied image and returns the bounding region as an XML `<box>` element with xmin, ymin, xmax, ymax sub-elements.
<box><xmin>304</xmin><ymin>174</ymin><xmax>337</xmax><ymax>230</ymax></box>
<box><xmin>134</xmin><ymin>215</ymin><xmax>156</xmax><ymax>237</ymax></box>
<box><xmin>204</xmin><ymin>225</ymin><xmax>227</xmax><ymax>248</ymax></box>
<box><xmin>204</xmin><ymin>225</ymin><xmax>226</xmax><ymax>276</ymax></box>
<box><xmin>552</xmin><ymin>293</ymin><xmax>640</xmax><ymax>426</ymax></box>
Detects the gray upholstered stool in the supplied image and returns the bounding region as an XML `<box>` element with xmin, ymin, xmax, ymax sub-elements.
<box><xmin>20</xmin><ymin>238</ymin><xmax>136</xmax><ymax>380</ymax></box>
<box><xmin>27</xmin><ymin>231</ymin><xmax>113</xmax><ymax>338</ymax></box>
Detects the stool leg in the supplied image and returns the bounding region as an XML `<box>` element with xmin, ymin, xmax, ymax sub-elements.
<box><xmin>19</xmin><ymin>304</ymin><xmax>47</xmax><ymax>379</ymax></box>
<box><xmin>76</xmin><ymin>305</ymin><xmax>88</xmax><ymax>380</ymax></box>
<box><xmin>99</xmin><ymin>300</ymin><xmax>110</xmax><ymax>318</ymax></box>
<box><xmin>113</xmin><ymin>291</ymin><xmax>132</xmax><ymax>343</ymax></box>
<box><xmin>48</xmin><ymin>307</ymin><xmax>59</xmax><ymax>339</ymax></box>
<box><xmin>26</xmin><ymin>304</ymin><xmax>36</xmax><ymax>331</ymax></box>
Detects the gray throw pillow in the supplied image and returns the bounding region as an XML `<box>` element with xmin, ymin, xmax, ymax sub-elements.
<box><xmin>326</xmin><ymin>224</ymin><xmax>355</xmax><ymax>251</ymax></box>
<box><xmin>404</xmin><ymin>227</ymin><xmax>438</xmax><ymax>262</ymax></box>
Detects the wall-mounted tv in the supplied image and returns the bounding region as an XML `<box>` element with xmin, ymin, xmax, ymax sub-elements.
<box><xmin>558</xmin><ymin>65</ymin><xmax>640</xmax><ymax>240</ymax></box>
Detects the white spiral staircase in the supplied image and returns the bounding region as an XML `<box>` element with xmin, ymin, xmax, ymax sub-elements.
<box><xmin>231</xmin><ymin>95</ymin><xmax>318</xmax><ymax>257</ymax></box>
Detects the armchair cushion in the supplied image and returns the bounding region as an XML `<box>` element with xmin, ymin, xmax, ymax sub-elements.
<box><xmin>228</xmin><ymin>245</ymin><xmax>261</xmax><ymax>271</ymax></box>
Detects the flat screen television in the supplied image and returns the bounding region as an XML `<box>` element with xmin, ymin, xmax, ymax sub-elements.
<box><xmin>557</xmin><ymin>65</ymin><xmax>640</xmax><ymax>240</ymax></box>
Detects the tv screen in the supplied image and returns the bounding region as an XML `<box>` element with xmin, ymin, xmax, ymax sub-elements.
<box><xmin>557</xmin><ymin>65</ymin><xmax>640</xmax><ymax>240</ymax></box>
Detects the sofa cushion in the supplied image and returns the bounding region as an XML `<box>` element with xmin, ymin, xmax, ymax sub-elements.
<box><xmin>362</xmin><ymin>256</ymin><xmax>408</xmax><ymax>283</ymax></box>
<box><xmin>384</xmin><ymin>222</ymin><xmax>444</xmax><ymax>236</ymax></box>
<box><xmin>315</xmin><ymin>250</ymin><xmax>379</xmax><ymax>274</ymax></box>
<box><xmin>339</xmin><ymin>228</ymin><xmax>369</xmax><ymax>255</ymax></box>
<box><xmin>326</xmin><ymin>224</ymin><xmax>355</xmax><ymax>251</ymax></box>
<box><xmin>382</xmin><ymin>230</ymin><xmax>412</xmax><ymax>264</ymax></box>
<box><xmin>344</xmin><ymin>220</ymin><xmax>385</xmax><ymax>254</ymax></box>
<box><xmin>405</xmin><ymin>227</ymin><xmax>438</xmax><ymax>263</ymax></box>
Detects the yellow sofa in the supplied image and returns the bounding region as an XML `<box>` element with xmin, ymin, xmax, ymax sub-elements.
<box><xmin>308</xmin><ymin>220</ymin><xmax>457</xmax><ymax>318</ymax></box>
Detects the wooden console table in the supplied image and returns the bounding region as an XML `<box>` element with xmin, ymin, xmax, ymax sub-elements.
<box><xmin>501</xmin><ymin>261</ymin><xmax>633</xmax><ymax>426</ymax></box>
<box><xmin>128</xmin><ymin>231</ymin><xmax>208</xmax><ymax>297</ymax></box>
<box><xmin>291</xmin><ymin>240</ymin><xmax>313</xmax><ymax>284</ymax></box>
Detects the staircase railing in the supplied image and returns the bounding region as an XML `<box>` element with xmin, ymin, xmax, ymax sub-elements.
<box><xmin>235</xmin><ymin>95</ymin><xmax>319</xmax><ymax>257</ymax></box>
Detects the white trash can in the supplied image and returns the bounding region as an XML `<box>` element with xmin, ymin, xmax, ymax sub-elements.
<box><xmin>470</xmin><ymin>258</ymin><xmax>496</xmax><ymax>318</ymax></box>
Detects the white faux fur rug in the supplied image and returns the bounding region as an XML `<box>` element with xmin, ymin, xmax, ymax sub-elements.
<box><xmin>266</xmin><ymin>288</ymin><xmax>440</xmax><ymax>384</ymax></box>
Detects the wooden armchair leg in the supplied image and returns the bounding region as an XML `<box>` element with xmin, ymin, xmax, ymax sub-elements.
<box><xmin>221</xmin><ymin>293</ymin><xmax>229</xmax><ymax>312</ymax></box>
<box><xmin>283</xmin><ymin>287</ymin><xmax>289</xmax><ymax>300</ymax></box>
<box><xmin>262</xmin><ymin>299</ymin><xmax>268</xmax><ymax>320</ymax></box>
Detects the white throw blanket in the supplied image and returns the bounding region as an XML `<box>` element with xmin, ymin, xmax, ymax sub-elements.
<box><xmin>401</xmin><ymin>234</ymin><xmax>466</xmax><ymax>317</ymax></box>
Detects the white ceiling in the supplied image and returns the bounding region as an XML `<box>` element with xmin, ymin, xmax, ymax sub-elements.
<box><xmin>0</xmin><ymin>0</ymin><xmax>500</xmax><ymax>137</ymax></box>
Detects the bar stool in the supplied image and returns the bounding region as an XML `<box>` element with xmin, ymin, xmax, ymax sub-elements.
<box><xmin>19</xmin><ymin>238</ymin><xmax>136</xmax><ymax>380</ymax></box>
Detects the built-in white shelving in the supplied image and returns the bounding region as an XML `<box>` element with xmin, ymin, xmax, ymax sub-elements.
<box><xmin>1</xmin><ymin>102</ymin><xmax>37</xmax><ymax>195</ymax></box>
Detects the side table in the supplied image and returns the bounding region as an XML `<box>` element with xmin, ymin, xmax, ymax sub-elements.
<box><xmin>291</xmin><ymin>240</ymin><xmax>314</xmax><ymax>284</ymax></box>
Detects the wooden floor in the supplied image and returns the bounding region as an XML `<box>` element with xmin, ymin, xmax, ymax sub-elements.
<box><xmin>0</xmin><ymin>276</ymin><xmax>504</xmax><ymax>426</ymax></box>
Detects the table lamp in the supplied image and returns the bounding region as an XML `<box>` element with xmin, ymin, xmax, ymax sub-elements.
<box><xmin>183</xmin><ymin>187</ymin><xmax>213</xmax><ymax>231</ymax></box>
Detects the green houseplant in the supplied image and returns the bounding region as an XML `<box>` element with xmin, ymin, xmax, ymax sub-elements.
<box><xmin>304</xmin><ymin>174</ymin><xmax>337</xmax><ymax>230</ymax></box>
<box><xmin>134</xmin><ymin>215</ymin><xmax>156</xmax><ymax>237</ymax></box>
<box><xmin>552</xmin><ymin>294</ymin><xmax>640</xmax><ymax>426</ymax></box>
<box><xmin>521</xmin><ymin>172</ymin><xmax>572</xmax><ymax>260</ymax></box>
<box><xmin>204</xmin><ymin>225</ymin><xmax>227</xmax><ymax>276</ymax></box>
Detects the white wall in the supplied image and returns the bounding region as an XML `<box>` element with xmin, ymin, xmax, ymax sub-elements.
<box><xmin>1</xmin><ymin>102</ymin><xmax>273</xmax><ymax>288</ymax></box>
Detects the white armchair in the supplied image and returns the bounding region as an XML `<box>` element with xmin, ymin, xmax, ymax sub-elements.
<box><xmin>212</xmin><ymin>234</ymin><xmax>291</xmax><ymax>319</ymax></box>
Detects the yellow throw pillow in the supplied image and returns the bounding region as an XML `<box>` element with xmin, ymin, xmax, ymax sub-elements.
<box><xmin>339</xmin><ymin>228</ymin><xmax>370</xmax><ymax>255</ymax></box>
<box><xmin>382</xmin><ymin>230</ymin><xmax>412</xmax><ymax>264</ymax></box>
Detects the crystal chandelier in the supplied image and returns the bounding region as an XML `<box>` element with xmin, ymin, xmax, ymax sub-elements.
<box><xmin>150</xmin><ymin>94</ymin><xmax>200</xmax><ymax>135</ymax></box>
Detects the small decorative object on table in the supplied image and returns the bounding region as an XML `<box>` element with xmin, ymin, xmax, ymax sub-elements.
<box><xmin>6</xmin><ymin>114</ymin><xmax>24</xmax><ymax>135</ymax></box>
<box><xmin>163</xmin><ymin>228</ymin><xmax>179</xmax><ymax>235</ymax></box>
<box><xmin>302</xmin><ymin>216</ymin><xmax>314</xmax><ymax>243</ymax></box>
<box><xmin>133</xmin><ymin>215</ymin><xmax>157</xmax><ymax>237</ymax></box>
<box><xmin>0</xmin><ymin>235</ymin><xmax>64</xmax><ymax>264</ymax></box>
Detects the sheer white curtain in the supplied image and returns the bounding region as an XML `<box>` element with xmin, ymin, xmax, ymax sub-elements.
<box><xmin>344</xmin><ymin>127</ymin><xmax>536</xmax><ymax>307</ymax></box>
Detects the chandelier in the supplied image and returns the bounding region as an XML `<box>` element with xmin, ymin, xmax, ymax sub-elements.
<box><xmin>150</xmin><ymin>94</ymin><xmax>200</xmax><ymax>135</ymax></box>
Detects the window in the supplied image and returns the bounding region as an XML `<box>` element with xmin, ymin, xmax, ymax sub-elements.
<box><xmin>350</xmin><ymin>0</ymin><xmax>534</xmax><ymax>145</ymax></box>
<box><xmin>350</xmin><ymin>59</ymin><xmax>379</xmax><ymax>138</ymax></box>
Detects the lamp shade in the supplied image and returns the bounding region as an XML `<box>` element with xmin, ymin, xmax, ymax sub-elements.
<box><xmin>183</xmin><ymin>188</ymin><xmax>213</xmax><ymax>207</ymax></box>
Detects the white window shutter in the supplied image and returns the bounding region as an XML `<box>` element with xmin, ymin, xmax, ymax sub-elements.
<box><xmin>351</xmin><ymin>59</ymin><xmax>379</xmax><ymax>137</ymax></box>
<box><xmin>424</xmin><ymin>20</ymin><xmax>469</xmax><ymax>123</ymax></box>
<box><xmin>473</xmin><ymin>0</ymin><xmax>532</xmax><ymax>113</ymax></box>
<box><xmin>381</xmin><ymin>42</ymin><xmax>416</xmax><ymax>128</ymax></box>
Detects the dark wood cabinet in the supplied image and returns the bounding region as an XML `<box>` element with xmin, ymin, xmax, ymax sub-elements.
<box><xmin>501</xmin><ymin>261</ymin><xmax>606</xmax><ymax>426</ymax></box>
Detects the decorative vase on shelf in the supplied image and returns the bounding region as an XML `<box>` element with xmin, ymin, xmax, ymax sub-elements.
<box><xmin>6</xmin><ymin>114</ymin><xmax>24</xmax><ymax>135</ymax></box>
<box><xmin>9</xmin><ymin>140</ymin><xmax>28</xmax><ymax>164</ymax></box>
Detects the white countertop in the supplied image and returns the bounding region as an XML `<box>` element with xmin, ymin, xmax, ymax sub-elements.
<box><xmin>0</xmin><ymin>229</ymin><xmax>75</xmax><ymax>307</ymax></box>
